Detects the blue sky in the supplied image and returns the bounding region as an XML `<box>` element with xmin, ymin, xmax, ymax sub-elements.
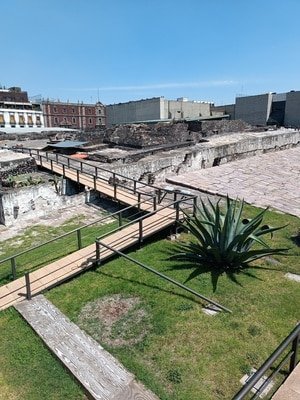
<box><xmin>1</xmin><ymin>0</ymin><xmax>300</xmax><ymax>105</ymax></box>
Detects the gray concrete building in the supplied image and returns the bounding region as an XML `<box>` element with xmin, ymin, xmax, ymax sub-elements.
<box><xmin>284</xmin><ymin>91</ymin><xmax>300</xmax><ymax>127</ymax></box>
<box><xmin>235</xmin><ymin>93</ymin><xmax>273</xmax><ymax>126</ymax></box>
<box><xmin>106</xmin><ymin>97</ymin><xmax>212</xmax><ymax>126</ymax></box>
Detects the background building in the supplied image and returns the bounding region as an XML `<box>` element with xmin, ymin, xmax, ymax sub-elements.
<box><xmin>106</xmin><ymin>97</ymin><xmax>213</xmax><ymax>126</ymax></box>
<box><xmin>42</xmin><ymin>100</ymin><xmax>106</xmax><ymax>131</ymax></box>
<box><xmin>0</xmin><ymin>87</ymin><xmax>44</xmax><ymax>129</ymax></box>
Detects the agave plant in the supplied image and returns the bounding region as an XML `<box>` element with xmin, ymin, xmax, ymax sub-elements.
<box><xmin>170</xmin><ymin>197</ymin><xmax>288</xmax><ymax>289</ymax></box>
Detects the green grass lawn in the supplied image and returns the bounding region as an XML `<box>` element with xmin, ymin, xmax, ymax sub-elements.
<box><xmin>0</xmin><ymin>205</ymin><xmax>299</xmax><ymax>399</ymax></box>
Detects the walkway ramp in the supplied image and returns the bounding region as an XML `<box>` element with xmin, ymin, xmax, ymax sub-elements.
<box><xmin>0</xmin><ymin>207</ymin><xmax>178</xmax><ymax>311</ymax></box>
<box><xmin>37</xmin><ymin>158</ymin><xmax>154</xmax><ymax>211</ymax></box>
<box><xmin>15</xmin><ymin>295</ymin><xmax>159</xmax><ymax>400</ymax></box>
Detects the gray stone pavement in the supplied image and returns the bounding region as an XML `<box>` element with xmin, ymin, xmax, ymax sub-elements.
<box><xmin>167</xmin><ymin>147</ymin><xmax>300</xmax><ymax>217</ymax></box>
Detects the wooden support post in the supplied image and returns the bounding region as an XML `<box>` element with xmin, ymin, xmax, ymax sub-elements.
<box><xmin>25</xmin><ymin>273</ymin><xmax>31</xmax><ymax>300</ymax></box>
<box><xmin>11</xmin><ymin>257</ymin><xmax>17</xmax><ymax>280</ymax></box>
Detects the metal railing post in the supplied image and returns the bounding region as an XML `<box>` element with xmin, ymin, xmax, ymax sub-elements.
<box><xmin>11</xmin><ymin>257</ymin><xmax>17</xmax><ymax>280</ymax></box>
<box><xmin>158</xmin><ymin>188</ymin><xmax>161</xmax><ymax>204</ymax></box>
<box><xmin>77</xmin><ymin>229</ymin><xmax>82</xmax><ymax>249</ymax></box>
<box><xmin>67</xmin><ymin>157</ymin><xmax>70</xmax><ymax>168</ymax></box>
<box><xmin>25</xmin><ymin>272</ymin><xmax>31</xmax><ymax>300</ymax></box>
<box><xmin>95</xmin><ymin>241</ymin><xmax>100</xmax><ymax>266</ymax></box>
<box><xmin>46</xmin><ymin>152</ymin><xmax>49</xmax><ymax>161</ymax></box>
<box><xmin>62</xmin><ymin>164</ymin><xmax>65</xmax><ymax>177</ymax></box>
<box><xmin>118</xmin><ymin>211</ymin><xmax>123</xmax><ymax>227</ymax></box>
<box><xmin>139</xmin><ymin>219</ymin><xmax>143</xmax><ymax>245</ymax></box>
<box><xmin>133</xmin><ymin>180</ymin><xmax>137</xmax><ymax>194</ymax></box>
<box><xmin>290</xmin><ymin>333</ymin><xmax>299</xmax><ymax>372</ymax></box>
<box><xmin>95</xmin><ymin>166</ymin><xmax>97</xmax><ymax>177</ymax></box>
<box><xmin>80</xmin><ymin>162</ymin><xmax>83</xmax><ymax>172</ymax></box>
<box><xmin>50</xmin><ymin>159</ymin><xmax>53</xmax><ymax>171</ymax></box>
<box><xmin>153</xmin><ymin>196</ymin><xmax>157</xmax><ymax>211</ymax></box>
<box><xmin>56</xmin><ymin>153</ymin><xmax>58</xmax><ymax>163</ymax></box>
<box><xmin>138</xmin><ymin>192</ymin><xmax>141</xmax><ymax>211</ymax></box>
<box><xmin>77</xmin><ymin>169</ymin><xmax>80</xmax><ymax>183</ymax></box>
<box><xmin>193</xmin><ymin>196</ymin><xmax>198</xmax><ymax>216</ymax></box>
<box><xmin>173</xmin><ymin>192</ymin><xmax>177</xmax><ymax>208</ymax></box>
<box><xmin>93</xmin><ymin>176</ymin><xmax>97</xmax><ymax>190</ymax></box>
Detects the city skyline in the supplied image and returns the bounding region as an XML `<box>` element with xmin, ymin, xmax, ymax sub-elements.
<box><xmin>1</xmin><ymin>0</ymin><xmax>300</xmax><ymax>105</ymax></box>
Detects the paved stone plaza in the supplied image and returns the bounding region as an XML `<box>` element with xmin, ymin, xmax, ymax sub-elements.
<box><xmin>167</xmin><ymin>147</ymin><xmax>300</xmax><ymax>217</ymax></box>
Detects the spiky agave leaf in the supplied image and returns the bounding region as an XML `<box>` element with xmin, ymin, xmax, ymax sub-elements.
<box><xmin>169</xmin><ymin>197</ymin><xmax>288</xmax><ymax>289</ymax></box>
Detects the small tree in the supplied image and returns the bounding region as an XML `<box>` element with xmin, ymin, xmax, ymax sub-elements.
<box><xmin>170</xmin><ymin>197</ymin><xmax>288</xmax><ymax>290</ymax></box>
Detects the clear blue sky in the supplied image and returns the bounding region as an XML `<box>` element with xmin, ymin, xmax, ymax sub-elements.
<box><xmin>1</xmin><ymin>0</ymin><xmax>300</xmax><ymax>105</ymax></box>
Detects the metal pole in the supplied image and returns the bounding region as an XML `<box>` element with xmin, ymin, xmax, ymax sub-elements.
<box><xmin>56</xmin><ymin>153</ymin><xmax>58</xmax><ymax>163</ymax></box>
<box><xmin>173</xmin><ymin>192</ymin><xmax>177</xmax><ymax>208</ymax></box>
<box><xmin>77</xmin><ymin>229</ymin><xmax>82</xmax><ymax>249</ymax></box>
<box><xmin>11</xmin><ymin>257</ymin><xmax>17</xmax><ymax>280</ymax></box>
<box><xmin>62</xmin><ymin>164</ymin><xmax>65</xmax><ymax>177</ymax></box>
<box><xmin>133</xmin><ymin>180</ymin><xmax>137</xmax><ymax>194</ymax></box>
<box><xmin>193</xmin><ymin>196</ymin><xmax>198</xmax><ymax>216</ymax></box>
<box><xmin>93</xmin><ymin>176</ymin><xmax>97</xmax><ymax>190</ymax></box>
<box><xmin>118</xmin><ymin>211</ymin><xmax>123</xmax><ymax>227</ymax></box>
<box><xmin>95</xmin><ymin>241</ymin><xmax>101</xmax><ymax>266</ymax></box>
<box><xmin>98</xmin><ymin>241</ymin><xmax>232</xmax><ymax>313</ymax></box>
<box><xmin>77</xmin><ymin>169</ymin><xmax>80</xmax><ymax>183</ymax></box>
<box><xmin>67</xmin><ymin>157</ymin><xmax>70</xmax><ymax>168</ymax></box>
<box><xmin>95</xmin><ymin>166</ymin><xmax>97</xmax><ymax>177</ymax></box>
<box><xmin>138</xmin><ymin>192</ymin><xmax>141</xmax><ymax>211</ymax></box>
<box><xmin>50</xmin><ymin>159</ymin><xmax>53</xmax><ymax>171</ymax></box>
<box><xmin>139</xmin><ymin>220</ymin><xmax>143</xmax><ymax>245</ymax></box>
<box><xmin>153</xmin><ymin>196</ymin><xmax>157</xmax><ymax>211</ymax></box>
<box><xmin>290</xmin><ymin>333</ymin><xmax>299</xmax><ymax>372</ymax></box>
<box><xmin>25</xmin><ymin>272</ymin><xmax>31</xmax><ymax>300</ymax></box>
<box><xmin>158</xmin><ymin>188</ymin><xmax>161</xmax><ymax>204</ymax></box>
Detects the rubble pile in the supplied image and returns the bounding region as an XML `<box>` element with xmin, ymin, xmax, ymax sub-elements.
<box><xmin>103</xmin><ymin>122</ymin><xmax>201</xmax><ymax>148</ymax></box>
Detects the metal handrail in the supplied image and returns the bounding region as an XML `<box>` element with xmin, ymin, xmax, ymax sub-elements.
<box><xmin>12</xmin><ymin>147</ymin><xmax>177</xmax><ymax>197</ymax></box>
<box><xmin>233</xmin><ymin>323</ymin><xmax>300</xmax><ymax>399</ymax></box>
<box><xmin>96</xmin><ymin>195</ymin><xmax>197</xmax><ymax>241</ymax></box>
<box><xmin>0</xmin><ymin>197</ymin><xmax>152</xmax><ymax>280</ymax></box>
<box><xmin>95</xmin><ymin>241</ymin><xmax>232</xmax><ymax>313</ymax></box>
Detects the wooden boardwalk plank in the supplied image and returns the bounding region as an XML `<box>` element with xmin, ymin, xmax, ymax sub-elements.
<box><xmin>15</xmin><ymin>295</ymin><xmax>159</xmax><ymax>400</ymax></box>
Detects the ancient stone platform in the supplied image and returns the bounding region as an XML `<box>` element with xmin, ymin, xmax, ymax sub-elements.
<box><xmin>167</xmin><ymin>147</ymin><xmax>300</xmax><ymax>217</ymax></box>
<box><xmin>15</xmin><ymin>295</ymin><xmax>159</xmax><ymax>400</ymax></box>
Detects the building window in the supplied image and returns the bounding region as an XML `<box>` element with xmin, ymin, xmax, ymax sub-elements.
<box><xmin>88</xmin><ymin>108</ymin><xmax>92</xmax><ymax>114</ymax></box>
<box><xmin>89</xmin><ymin>118</ymin><xmax>92</xmax><ymax>124</ymax></box>
<box><xmin>72</xmin><ymin>108</ymin><xmax>75</xmax><ymax>113</ymax></box>
<box><xmin>36</xmin><ymin>116</ymin><xmax>41</xmax><ymax>126</ymax></box>
<box><xmin>64</xmin><ymin>117</ymin><xmax>67</xmax><ymax>122</ymax></box>
<box><xmin>63</xmin><ymin>108</ymin><xmax>66</xmax><ymax>113</ymax></box>
<box><xmin>54</xmin><ymin>106</ymin><xmax>57</xmax><ymax>112</ymax></box>
<box><xmin>98</xmin><ymin>118</ymin><xmax>102</xmax><ymax>124</ymax></box>
<box><xmin>0</xmin><ymin>114</ymin><xmax>5</xmax><ymax>127</ymax></box>
<box><xmin>72</xmin><ymin>117</ymin><xmax>76</xmax><ymax>123</ymax></box>
<box><xmin>19</xmin><ymin>114</ymin><xmax>25</xmax><ymax>126</ymax></box>
<box><xmin>28</xmin><ymin>115</ymin><xmax>33</xmax><ymax>126</ymax></box>
<box><xmin>9</xmin><ymin>114</ymin><xmax>16</xmax><ymax>125</ymax></box>
<box><xmin>54</xmin><ymin>117</ymin><xmax>58</xmax><ymax>123</ymax></box>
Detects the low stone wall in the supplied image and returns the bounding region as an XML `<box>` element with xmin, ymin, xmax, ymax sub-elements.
<box><xmin>105</xmin><ymin>129</ymin><xmax>300</xmax><ymax>184</ymax></box>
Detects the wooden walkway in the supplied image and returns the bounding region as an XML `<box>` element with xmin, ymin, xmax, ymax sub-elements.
<box><xmin>271</xmin><ymin>363</ymin><xmax>300</xmax><ymax>399</ymax></box>
<box><xmin>37</xmin><ymin>158</ymin><xmax>154</xmax><ymax>211</ymax></box>
<box><xmin>15</xmin><ymin>295</ymin><xmax>159</xmax><ymax>400</ymax></box>
<box><xmin>0</xmin><ymin>206</ymin><xmax>178</xmax><ymax>311</ymax></box>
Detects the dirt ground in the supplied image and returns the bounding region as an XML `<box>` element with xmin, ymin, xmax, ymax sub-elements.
<box><xmin>0</xmin><ymin>203</ymin><xmax>106</xmax><ymax>242</ymax></box>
